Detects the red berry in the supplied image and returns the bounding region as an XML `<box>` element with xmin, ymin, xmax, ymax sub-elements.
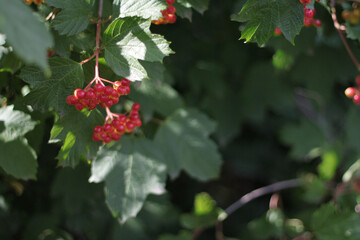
<box><xmin>100</xmin><ymin>94</ymin><xmax>108</xmax><ymax>102</ymax></box>
<box><xmin>132</xmin><ymin>103</ymin><xmax>141</xmax><ymax>111</ymax></box>
<box><xmin>126</xmin><ymin>121</ymin><xmax>135</xmax><ymax>131</ymax></box>
<box><xmin>75</xmin><ymin>103</ymin><xmax>85</xmax><ymax>111</ymax></box>
<box><xmin>100</xmin><ymin>132</ymin><xmax>107</xmax><ymax>139</ymax></box>
<box><xmin>166</xmin><ymin>14</ymin><xmax>176</xmax><ymax>23</ymax></box>
<box><xmin>66</xmin><ymin>95</ymin><xmax>78</xmax><ymax>105</ymax></box>
<box><xmin>119</xmin><ymin>115</ymin><xmax>127</xmax><ymax>123</ymax></box>
<box><xmin>345</xmin><ymin>87</ymin><xmax>356</xmax><ymax>98</ymax></box>
<box><xmin>94</xmin><ymin>84</ymin><xmax>105</xmax><ymax>93</ymax></box>
<box><xmin>120</xmin><ymin>78</ymin><xmax>131</xmax><ymax>86</ymax></box>
<box><xmin>161</xmin><ymin>9</ymin><xmax>169</xmax><ymax>17</ymax></box>
<box><xmin>167</xmin><ymin>5</ymin><xmax>176</xmax><ymax>14</ymax></box>
<box><xmin>80</xmin><ymin>99</ymin><xmax>90</xmax><ymax>106</ymax></box>
<box><xmin>94</xmin><ymin>126</ymin><xmax>102</xmax><ymax>133</ymax></box>
<box><xmin>313</xmin><ymin>19</ymin><xmax>322</xmax><ymax>27</ymax></box>
<box><xmin>88</xmin><ymin>103</ymin><xmax>97</xmax><ymax>110</ymax></box>
<box><xmin>111</xmin><ymin>133</ymin><xmax>121</xmax><ymax>141</ymax></box>
<box><xmin>130</xmin><ymin>114</ymin><xmax>139</xmax><ymax>121</ymax></box>
<box><xmin>104</xmin><ymin>86</ymin><xmax>113</xmax><ymax>96</ymax></box>
<box><xmin>117</xmin><ymin>86</ymin><xmax>127</xmax><ymax>95</ymax></box>
<box><xmin>304</xmin><ymin>17</ymin><xmax>313</xmax><ymax>27</ymax></box>
<box><xmin>274</xmin><ymin>27</ymin><xmax>282</xmax><ymax>36</ymax></box>
<box><xmin>112</xmin><ymin>119</ymin><xmax>122</xmax><ymax>127</ymax></box>
<box><xmin>74</xmin><ymin>89</ymin><xmax>86</xmax><ymax>99</ymax></box>
<box><xmin>111</xmin><ymin>89</ymin><xmax>119</xmax><ymax>98</ymax></box>
<box><xmin>92</xmin><ymin>133</ymin><xmax>101</xmax><ymax>141</ymax></box>
<box><xmin>166</xmin><ymin>0</ymin><xmax>175</xmax><ymax>5</ymax></box>
<box><xmin>134</xmin><ymin>119</ymin><xmax>142</xmax><ymax>127</ymax></box>
<box><xmin>116</xmin><ymin>124</ymin><xmax>125</xmax><ymax>133</ymax></box>
<box><xmin>124</xmin><ymin>86</ymin><xmax>131</xmax><ymax>95</ymax></box>
<box><xmin>99</xmin><ymin>102</ymin><xmax>107</xmax><ymax>108</ymax></box>
<box><xmin>103</xmin><ymin>124</ymin><xmax>112</xmax><ymax>132</ymax></box>
<box><xmin>354</xmin><ymin>95</ymin><xmax>360</xmax><ymax>104</ymax></box>
<box><xmin>105</xmin><ymin>99</ymin><xmax>114</xmax><ymax>107</ymax></box>
<box><xmin>304</xmin><ymin>8</ymin><xmax>315</xmax><ymax>19</ymax></box>
<box><xmin>112</xmin><ymin>98</ymin><xmax>119</xmax><ymax>105</ymax></box>
<box><xmin>104</xmin><ymin>137</ymin><xmax>112</xmax><ymax>143</ymax></box>
<box><xmin>86</xmin><ymin>90</ymin><xmax>96</xmax><ymax>99</ymax></box>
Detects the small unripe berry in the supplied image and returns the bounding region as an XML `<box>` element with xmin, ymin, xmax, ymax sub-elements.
<box><xmin>342</xmin><ymin>10</ymin><xmax>351</xmax><ymax>20</ymax></box>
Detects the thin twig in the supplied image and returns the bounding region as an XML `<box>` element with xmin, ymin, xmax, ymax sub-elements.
<box><xmin>330</xmin><ymin>0</ymin><xmax>360</xmax><ymax>71</ymax></box>
<box><xmin>223</xmin><ymin>179</ymin><xmax>301</xmax><ymax>217</ymax></box>
<box><xmin>80</xmin><ymin>52</ymin><xmax>96</xmax><ymax>65</ymax></box>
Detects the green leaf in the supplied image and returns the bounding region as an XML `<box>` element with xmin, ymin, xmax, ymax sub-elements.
<box><xmin>0</xmin><ymin>138</ymin><xmax>37</xmax><ymax>180</ymax></box>
<box><xmin>318</xmin><ymin>150</ymin><xmax>339</xmax><ymax>180</ymax></box>
<box><xmin>50</xmin><ymin>109</ymin><xmax>103</xmax><ymax>167</ymax></box>
<box><xmin>103</xmin><ymin>17</ymin><xmax>173</xmax><ymax>81</ymax></box>
<box><xmin>234</xmin><ymin>0</ymin><xmax>303</xmax><ymax>45</ymax></box>
<box><xmin>0</xmin><ymin>0</ymin><xmax>53</xmax><ymax>72</ymax></box>
<box><xmin>0</xmin><ymin>105</ymin><xmax>37</xmax><ymax>142</ymax></box>
<box><xmin>19</xmin><ymin>57</ymin><xmax>84</xmax><ymax>115</ymax></box>
<box><xmin>113</xmin><ymin>0</ymin><xmax>166</xmax><ymax>20</ymax></box>
<box><xmin>47</xmin><ymin>0</ymin><xmax>94</xmax><ymax>36</ymax></box>
<box><xmin>345</xmin><ymin>22</ymin><xmax>360</xmax><ymax>41</ymax></box>
<box><xmin>311</xmin><ymin>203</ymin><xmax>360</xmax><ymax>240</ymax></box>
<box><xmin>280</xmin><ymin>119</ymin><xmax>324</xmax><ymax>160</ymax></box>
<box><xmin>89</xmin><ymin>137</ymin><xmax>167</xmax><ymax>222</ymax></box>
<box><xmin>154</xmin><ymin>108</ymin><xmax>222</xmax><ymax>181</ymax></box>
<box><xmin>248</xmin><ymin>208</ymin><xmax>285</xmax><ymax>239</ymax></box>
<box><xmin>130</xmin><ymin>79</ymin><xmax>184</xmax><ymax>117</ymax></box>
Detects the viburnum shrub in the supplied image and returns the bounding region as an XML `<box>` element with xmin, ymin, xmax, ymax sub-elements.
<box><xmin>3</xmin><ymin>0</ymin><xmax>360</xmax><ymax>239</ymax></box>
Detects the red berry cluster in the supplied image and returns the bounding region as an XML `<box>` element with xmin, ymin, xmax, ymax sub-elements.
<box><xmin>92</xmin><ymin>103</ymin><xmax>142</xmax><ymax>143</ymax></box>
<box><xmin>66</xmin><ymin>78</ymin><xmax>131</xmax><ymax>111</ymax></box>
<box><xmin>345</xmin><ymin>76</ymin><xmax>360</xmax><ymax>104</ymax></box>
<box><xmin>152</xmin><ymin>0</ymin><xmax>176</xmax><ymax>25</ymax></box>
<box><xmin>300</xmin><ymin>0</ymin><xmax>322</xmax><ymax>27</ymax></box>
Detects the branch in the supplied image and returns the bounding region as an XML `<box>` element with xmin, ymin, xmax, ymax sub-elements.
<box><xmin>221</xmin><ymin>179</ymin><xmax>301</xmax><ymax>218</ymax></box>
<box><xmin>330</xmin><ymin>0</ymin><xmax>360</xmax><ymax>71</ymax></box>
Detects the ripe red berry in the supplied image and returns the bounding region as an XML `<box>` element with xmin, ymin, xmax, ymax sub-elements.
<box><xmin>166</xmin><ymin>14</ymin><xmax>176</xmax><ymax>23</ymax></box>
<box><xmin>345</xmin><ymin>87</ymin><xmax>356</xmax><ymax>98</ymax></box>
<box><xmin>75</xmin><ymin>103</ymin><xmax>85</xmax><ymax>111</ymax></box>
<box><xmin>66</xmin><ymin>95</ymin><xmax>78</xmax><ymax>105</ymax></box>
<box><xmin>103</xmin><ymin>124</ymin><xmax>112</xmax><ymax>132</ymax></box>
<box><xmin>111</xmin><ymin>133</ymin><xmax>121</xmax><ymax>141</ymax></box>
<box><xmin>104</xmin><ymin>137</ymin><xmax>112</xmax><ymax>143</ymax></box>
<box><xmin>126</xmin><ymin>122</ymin><xmax>135</xmax><ymax>131</ymax></box>
<box><xmin>304</xmin><ymin>18</ymin><xmax>313</xmax><ymax>27</ymax></box>
<box><xmin>134</xmin><ymin>119</ymin><xmax>142</xmax><ymax>127</ymax></box>
<box><xmin>167</xmin><ymin>5</ymin><xmax>176</xmax><ymax>14</ymax></box>
<box><xmin>313</xmin><ymin>19</ymin><xmax>322</xmax><ymax>27</ymax></box>
<box><xmin>94</xmin><ymin>126</ymin><xmax>102</xmax><ymax>133</ymax></box>
<box><xmin>116</xmin><ymin>124</ymin><xmax>125</xmax><ymax>133</ymax></box>
<box><xmin>299</xmin><ymin>0</ymin><xmax>312</xmax><ymax>4</ymax></box>
<box><xmin>166</xmin><ymin>0</ymin><xmax>175</xmax><ymax>5</ymax></box>
<box><xmin>119</xmin><ymin>115</ymin><xmax>127</xmax><ymax>123</ymax></box>
<box><xmin>304</xmin><ymin>8</ymin><xmax>315</xmax><ymax>19</ymax></box>
<box><xmin>94</xmin><ymin>84</ymin><xmax>105</xmax><ymax>93</ymax></box>
<box><xmin>354</xmin><ymin>94</ymin><xmax>360</xmax><ymax>104</ymax></box>
<box><xmin>74</xmin><ymin>89</ymin><xmax>86</xmax><ymax>99</ymax></box>
<box><xmin>105</xmin><ymin>99</ymin><xmax>114</xmax><ymax>107</ymax></box>
<box><xmin>121</xmin><ymin>78</ymin><xmax>131</xmax><ymax>86</ymax></box>
<box><xmin>92</xmin><ymin>133</ymin><xmax>101</xmax><ymax>141</ymax></box>
<box><xmin>86</xmin><ymin>90</ymin><xmax>96</xmax><ymax>99</ymax></box>
<box><xmin>274</xmin><ymin>27</ymin><xmax>282</xmax><ymax>36</ymax></box>
<box><xmin>104</xmin><ymin>86</ymin><xmax>113</xmax><ymax>96</ymax></box>
<box><xmin>132</xmin><ymin>103</ymin><xmax>141</xmax><ymax>111</ymax></box>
